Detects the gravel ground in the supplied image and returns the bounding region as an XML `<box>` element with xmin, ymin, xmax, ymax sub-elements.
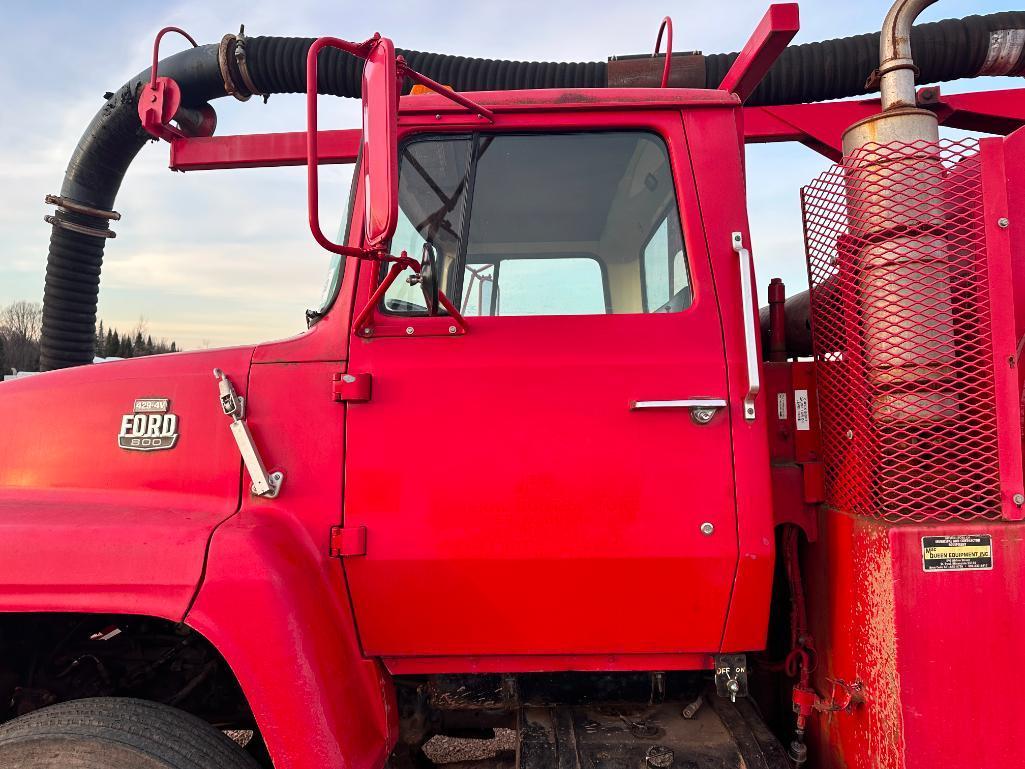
<box><xmin>423</xmin><ymin>729</ymin><xmax>517</xmax><ymax>763</ymax></box>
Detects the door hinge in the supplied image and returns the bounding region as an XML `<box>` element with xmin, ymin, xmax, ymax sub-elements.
<box><xmin>332</xmin><ymin>372</ymin><xmax>372</xmax><ymax>403</ymax></box>
<box><xmin>330</xmin><ymin>525</ymin><xmax>367</xmax><ymax>557</ymax></box>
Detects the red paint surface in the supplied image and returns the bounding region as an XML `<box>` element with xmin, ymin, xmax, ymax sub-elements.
<box><xmin>342</xmin><ymin>104</ymin><xmax>773</xmax><ymax>659</ymax></box>
<box><xmin>806</xmin><ymin>510</ymin><xmax>1025</xmax><ymax>769</ymax></box>
<box><xmin>0</xmin><ymin>348</ymin><xmax>252</xmax><ymax>618</ymax></box>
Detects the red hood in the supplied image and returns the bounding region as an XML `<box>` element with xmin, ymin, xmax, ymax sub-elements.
<box><xmin>0</xmin><ymin>347</ymin><xmax>254</xmax><ymax>503</ymax></box>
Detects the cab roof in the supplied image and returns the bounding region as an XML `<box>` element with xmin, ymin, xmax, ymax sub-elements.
<box><xmin>398</xmin><ymin>87</ymin><xmax>741</xmax><ymax>117</ymax></box>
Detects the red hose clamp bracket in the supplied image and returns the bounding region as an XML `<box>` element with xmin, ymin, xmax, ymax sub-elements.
<box><xmin>139</xmin><ymin>26</ymin><xmax>199</xmax><ymax>142</ymax></box>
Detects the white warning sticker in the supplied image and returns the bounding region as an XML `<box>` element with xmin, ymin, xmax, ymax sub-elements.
<box><xmin>777</xmin><ymin>393</ymin><xmax>788</xmax><ymax>421</ymax></box>
<box><xmin>794</xmin><ymin>389</ymin><xmax>811</xmax><ymax>431</ymax></box>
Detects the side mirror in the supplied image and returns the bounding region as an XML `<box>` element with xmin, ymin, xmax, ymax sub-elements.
<box><xmin>360</xmin><ymin>36</ymin><xmax>399</xmax><ymax>252</ymax></box>
<box><xmin>306</xmin><ymin>34</ymin><xmax>399</xmax><ymax>257</ymax></box>
<box><xmin>418</xmin><ymin>242</ymin><xmax>440</xmax><ymax>315</ymax></box>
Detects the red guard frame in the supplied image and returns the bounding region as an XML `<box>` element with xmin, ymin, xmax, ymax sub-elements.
<box><xmin>719</xmin><ymin>3</ymin><xmax>800</xmax><ymax>103</ymax></box>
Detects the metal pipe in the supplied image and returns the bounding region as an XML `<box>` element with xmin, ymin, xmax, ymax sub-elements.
<box><xmin>879</xmin><ymin>0</ymin><xmax>939</xmax><ymax>111</ymax></box>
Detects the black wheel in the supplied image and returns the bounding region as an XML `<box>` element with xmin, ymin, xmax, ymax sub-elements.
<box><xmin>0</xmin><ymin>698</ymin><xmax>260</xmax><ymax>769</ymax></box>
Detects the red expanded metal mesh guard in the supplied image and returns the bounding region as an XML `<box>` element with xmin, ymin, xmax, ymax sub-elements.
<box><xmin>803</xmin><ymin>139</ymin><xmax>1002</xmax><ymax>522</ymax></box>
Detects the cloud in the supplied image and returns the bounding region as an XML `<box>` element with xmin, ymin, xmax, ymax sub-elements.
<box><xmin>0</xmin><ymin>0</ymin><xmax>1014</xmax><ymax>348</ymax></box>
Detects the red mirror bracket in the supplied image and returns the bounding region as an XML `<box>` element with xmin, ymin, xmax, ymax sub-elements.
<box><xmin>351</xmin><ymin>253</ymin><xmax>468</xmax><ymax>338</ymax></box>
<box><xmin>306</xmin><ymin>34</ymin><xmax>384</xmax><ymax>259</ymax></box>
<box><xmin>397</xmin><ymin>63</ymin><xmax>495</xmax><ymax>122</ymax></box>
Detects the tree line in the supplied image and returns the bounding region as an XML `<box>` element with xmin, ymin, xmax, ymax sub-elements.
<box><xmin>0</xmin><ymin>301</ymin><xmax>179</xmax><ymax>375</ymax></box>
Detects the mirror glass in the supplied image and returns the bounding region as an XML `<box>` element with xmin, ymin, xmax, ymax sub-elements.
<box><xmin>419</xmin><ymin>242</ymin><xmax>440</xmax><ymax>315</ymax></box>
<box><xmin>361</xmin><ymin>37</ymin><xmax>399</xmax><ymax>251</ymax></box>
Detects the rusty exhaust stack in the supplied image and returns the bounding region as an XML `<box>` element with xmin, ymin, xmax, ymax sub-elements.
<box><xmin>843</xmin><ymin>0</ymin><xmax>940</xmax><ymax>151</ymax></box>
<box><xmin>837</xmin><ymin>0</ymin><xmax>953</xmax><ymax>432</ymax></box>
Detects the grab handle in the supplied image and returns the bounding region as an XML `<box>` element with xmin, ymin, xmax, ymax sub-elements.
<box><xmin>732</xmin><ymin>232</ymin><xmax>760</xmax><ymax>421</ymax></box>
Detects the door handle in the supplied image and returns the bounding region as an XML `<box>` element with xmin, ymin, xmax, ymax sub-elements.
<box><xmin>630</xmin><ymin>398</ymin><xmax>727</xmax><ymax>424</ymax></box>
<box><xmin>732</xmin><ymin>232</ymin><xmax>760</xmax><ymax>421</ymax></box>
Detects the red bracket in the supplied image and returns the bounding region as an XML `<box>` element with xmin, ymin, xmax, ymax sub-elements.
<box><xmin>719</xmin><ymin>4</ymin><xmax>800</xmax><ymax>104</ymax></box>
<box><xmin>332</xmin><ymin>372</ymin><xmax>372</xmax><ymax>403</ymax></box>
<box><xmin>653</xmin><ymin>17</ymin><xmax>673</xmax><ymax>89</ymax></box>
<box><xmin>139</xmin><ymin>77</ymin><xmax>186</xmax><ymax>142</ymax></box>
<box><xmin>329</xmin><ymin>526</ymin><xmax>367</xmax><ymax>557</ymax></box>
<box><xmin>138</xmin><ymin>26</ymin><xmax>211</xmax><ymax>143</ymax></box>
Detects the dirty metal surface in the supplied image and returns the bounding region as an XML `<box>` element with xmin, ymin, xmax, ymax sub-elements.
<box><xmin>517</xmin><ymin>698</ymin><xmax>788</xmax><ymax>769</ymax></box>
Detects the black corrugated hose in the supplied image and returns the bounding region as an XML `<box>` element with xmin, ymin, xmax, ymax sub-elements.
<box><xmin>39</xmin><ymin>12</ymin><xmax>1025</xmax><ymax>369</ymax></box>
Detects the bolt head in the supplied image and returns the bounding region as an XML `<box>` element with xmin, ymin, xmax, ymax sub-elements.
<box><xmin>999</xmin><ymin>217</ymin><xmax>1010</xmax><ymax>228</ymax></box>
<box><xmin>448</xmin><ymin>325</ymin><xmax>458</xmax><ymax>334</ymax></box>
<box><xmin>1014</xmin><ymin>493</ymin><xmax>1024</xmax><ymax>506</ymax></box>
<box><xmin>700</xmin><ymin>522</ymin><xmax>714</xmax><ymax>536</ymax></box>
<box><xmin>405</xmin><ymin>326</ymin><xmax>415</xmax><ymax>335</ymax></box>
<box><xmin>362</xmin><ymin>327</ymin><xmax>373</xmax><ymax>336</ymax></box>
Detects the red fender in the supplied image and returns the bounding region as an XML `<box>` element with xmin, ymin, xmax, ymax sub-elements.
<box><xmin>185</xmin><ymin>506</ymin><xmax>396</xmax><ymax>769</ymax></box>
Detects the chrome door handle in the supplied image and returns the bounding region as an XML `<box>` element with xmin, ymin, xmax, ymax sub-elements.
<box><xmin>732</xmin><ymin>232</ymin><xmax>760</xmax><ymax>421</ymax></box>
<box><xmin>630</xmin><ymin>398</ymin><xmax>727</xmax><ymax>424</ymax></box>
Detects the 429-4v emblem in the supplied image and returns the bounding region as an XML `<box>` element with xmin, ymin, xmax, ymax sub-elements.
<box><xmin>118</xmin><ymin>398</ymin><xmax>179</xmax><ymax>451</ymax></box>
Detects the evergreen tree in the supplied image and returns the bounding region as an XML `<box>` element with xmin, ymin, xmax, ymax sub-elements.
<box><xmin>95</xmin><ymin>321</ymin><xmax>105</xmax><ymax>357</ymax></box>
<box><xmin>110</xmin><ymin>330</ymin><xmax>121</xmax><ymax>358</ymax></box>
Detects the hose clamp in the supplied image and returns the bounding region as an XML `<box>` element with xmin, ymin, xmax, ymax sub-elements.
<box><xmin>865</xmin><ymin>60</ymin><xmax>920</xmax><ymax>90</ymax></box>
<box><xmin>44</xmin><ymin>194</ymin><xmax>120</xmax><ymax>239</ymax></box>
<box><xmin>218</xmin><ymin>33</ymin><xmax>250</xmax><ymax>102</ymax></box>
<box><xmin>233</xmin><ymin>31</ymin><xmax>267</xmax><ymax>102</ymax></box>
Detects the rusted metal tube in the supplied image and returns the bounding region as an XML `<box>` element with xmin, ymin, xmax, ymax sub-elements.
<box><xmin>879</xmin><ymin>0</ymin><xmax>939</xmax><ymax>111</ymax></box>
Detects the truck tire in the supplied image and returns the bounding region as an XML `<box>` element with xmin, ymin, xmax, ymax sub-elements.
<box><xmin>0</xmin><ymin>697</ymin><xmax>260</xmax><ymax>769</ymax></box>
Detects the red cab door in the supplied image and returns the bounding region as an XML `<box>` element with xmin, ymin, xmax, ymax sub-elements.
<box><xmin>343</xmin><ymin>116</ymin><xmax>739</xmax><ymax>659</ymax></box>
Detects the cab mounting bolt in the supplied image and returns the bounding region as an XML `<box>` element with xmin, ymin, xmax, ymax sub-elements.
<box><xmin>1014</xmin><ymin>493</ymin><xmax>1024</xmax><ymax>506</ymax></box>
<box><xmin>406</xmin><ymin>326</ymin><xmax>415</xmax><ymax>335</ymax></box>
<box><xmin>700</xmin><ymin>522</ymin><xmax>714</xmax><ymax>536</ymax></box>
<box><xmin>448</xmin><ymin>325</ymin><xmax>457</xmax><ymax>334</ymax></box>
<box><xmin>998</xmin><ymin>217</ymin><xmax>1010</xmax><ymax>228</ymax></box>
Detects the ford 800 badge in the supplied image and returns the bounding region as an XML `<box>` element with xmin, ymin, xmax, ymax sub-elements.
<box><xmin>118</xmin><ymin>398</ymin><xmax>179</xmax><ymax>451</ymax></box>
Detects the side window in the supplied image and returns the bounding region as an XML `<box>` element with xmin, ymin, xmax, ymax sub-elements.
<box><xmin>459</xmin><ymin>258</ymin><xmax>606</xmax><ymax>316</ymax></box>
<box><xmin>384</xmin><ymin>137</ymin><xmax>472</xmax><ymax>314</ymax></box>
<box><xmin>642</xmin><ymin>207</ymin><xmax>690</xmax><ymax>312</ymax></box>
<box><xmin>385</xmin><ymin>131</ymin><xmax>691</xmax><ymax>316</ymax></box>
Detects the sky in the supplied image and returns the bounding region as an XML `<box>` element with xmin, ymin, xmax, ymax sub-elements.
<box><xmin>0</xmin><ymin>0</ymin><xmax>1014</xmax><ymax>350</ymax></box>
